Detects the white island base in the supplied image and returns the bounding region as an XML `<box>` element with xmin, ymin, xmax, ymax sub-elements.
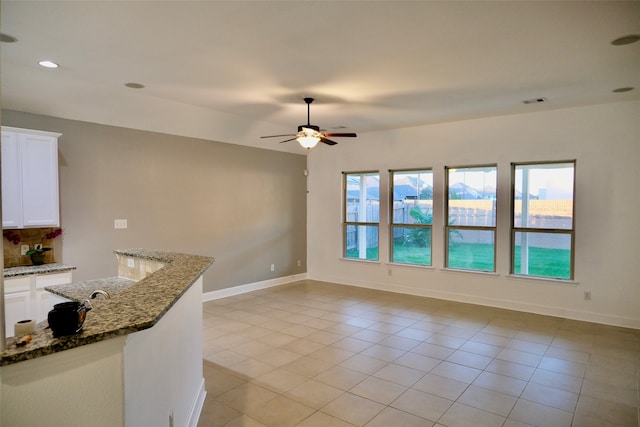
<box><xmin>0</xmin><ymin>277</ymin><xmax>205</xmax><ymax>427</ymax></box>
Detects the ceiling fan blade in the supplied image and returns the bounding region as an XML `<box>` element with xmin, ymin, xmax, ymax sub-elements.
<box><xmin>278</xmin><ymin>137</ymin><xmax>298</xmax><ymax>144</ymax></box>
<box><xmin>324</xmin><ymin>132</ymin><xmax>357</xmax><ymax>138</ymax></box>
<box><xmin>320</xmin><ymin>137</ymin><xmax>338</xmax><ymax>146</ymax></box>
<box><xmin>261</xmin><ymin>134</ymin><xmax>296</xmax><ymax>138</ymax></box>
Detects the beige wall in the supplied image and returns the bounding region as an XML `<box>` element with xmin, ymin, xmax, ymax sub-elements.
<box><xmin>307</xmin><ymin>100</ymin><xmax>640</xmax><ymax>329</ymax></box>
<box><xmin>2</xmin><ymin>110</ymin><xmax>307</xmax><ymax>292</ymax></box>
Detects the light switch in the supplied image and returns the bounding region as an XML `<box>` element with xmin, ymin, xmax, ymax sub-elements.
<box><xmin>114</xmin><ymin>219</ymin><xmax>128</xmax><ymax>229</ymax></box>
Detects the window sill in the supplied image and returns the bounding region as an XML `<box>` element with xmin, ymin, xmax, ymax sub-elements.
<box><xmin>440</xmin><ymin>268</ymin><xmax>499</xmax><ymax>277</ymax></box>
<box><xmin>339</xmin><ymin>257</ymin><xmax>380</xmax><ymax>264</ymax></box>
<box><xmin>506</xmin><ymin>274</ymin><xmax>579</xmax><ymax>286</ymax></box>
<box><xmin>387</xmin><ymin>262</ymin><xmax>435</xmax><ymax>271</ymax></box>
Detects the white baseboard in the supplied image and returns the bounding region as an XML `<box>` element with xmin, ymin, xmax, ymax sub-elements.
<box><xmin>202</xmin><ymin>273</ymin><xmax>308</xmax><ymax>302</ymax></box>
<box><xmin>202</xmin><ymin>273</ymin><xmax>639</xmax><ymax>330</ymax></box>
<box><xmin>187</xmin><ymin>378</ymin><xmax>207</xmax><ymax>427</ymax></box>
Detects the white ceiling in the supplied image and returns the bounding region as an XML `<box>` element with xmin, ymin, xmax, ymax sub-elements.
<box><xmin>1</xmin><ymin>1</ymin><xmax>639</xmax><ymax>154</ymax></box>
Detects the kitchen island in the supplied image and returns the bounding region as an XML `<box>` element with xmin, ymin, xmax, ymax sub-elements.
<box><xmin>0</xmin><ymin>249</ymin><xmax>214</xmax><ymax>427</ymax></box>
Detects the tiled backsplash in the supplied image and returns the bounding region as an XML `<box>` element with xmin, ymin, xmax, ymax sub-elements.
<box><xmin>3</xmin><ymin>228</ymin><xmax>58</xmax><ymax>267</ymax></box>
<box><xmin>116</xmin><ymin>255</ymin><xmax>165</xmax><ymax>281</ymax></box>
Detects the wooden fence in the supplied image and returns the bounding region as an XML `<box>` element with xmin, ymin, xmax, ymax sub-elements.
<box><xmin>346</xmin><ymin>200</ymin><xmax>572</xmax><ymax>250</ymax></box>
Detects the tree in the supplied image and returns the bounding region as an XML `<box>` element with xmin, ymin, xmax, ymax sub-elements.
<box><xmin>404</xmin><ymin>207</ymin><xmax>432</xmax><ymax>247</ymax></box>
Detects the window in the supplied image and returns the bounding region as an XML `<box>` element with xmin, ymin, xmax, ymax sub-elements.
<box><xmin>390</xmin><ymin>169</ymin><xmax>433</xmax><ymax>266</ymax></box>
<box><xmin>512</xmin><ymin>161</ymin><xmax>575</xmax><ymax>280</ymax></box>
<box><xmin>446</xmin><ymin>165</ymin><xmax>497</xmax><ymax>272</ymax></box>
<box><xmin>343</xmin><ymin>171</ymin><xmax>380</xmax><ymax>261</ymax></box>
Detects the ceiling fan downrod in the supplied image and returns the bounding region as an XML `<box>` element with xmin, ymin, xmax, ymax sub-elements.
<box><xmin>304</xmin><ymin>97</ymin><xmax>314</xmax><ymax>126</ymax></box>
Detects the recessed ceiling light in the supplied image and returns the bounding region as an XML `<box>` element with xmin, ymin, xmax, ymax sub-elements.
<box><xmin>125</xmin><ymin>82</ymin><xmax>145</xmax><ymax>89</ymax></box>
<box><xmin>522</xmin><ymin>97</ymin><xmax>547</xmax><ymax>105</ymax></box>
<box><xmin>612</xmin><ymin>87</ymin><xmax>634</xmax><ymax>93</ymax></box>
<box><xmin>38</xmin><ymin>60</ymin><xmax>59</xmax><ymax>68</ymax></box>
<box><xmin>611</xmin><ymin>34</ymin><xmax>640</xmax><ymax>46</ymax></box>
<box><xmin>0</xmin><ymin>33</ymin><xmax>18</xmax><ymax>43</ymax></box>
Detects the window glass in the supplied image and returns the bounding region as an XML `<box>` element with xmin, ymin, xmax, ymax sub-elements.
<box><xmin>513</xmin><ymin>232</ymin><xmax>572</xmax><ymax>280</ymax></box>
<box><xmin>448</xmin><ymin>167</ymin><xmax>497</xmax><ymax>226</ymax></box>
<box><xmin>390</xmin><ymin>169</ymin><xmax>433</xmax><ymax>266</ymax></box>
<box><xmin>344</xmin><ymin>172</ymin><xmax>379</xmax><ymax>261</ymax></box>
<box><xmin>448</xmin><ymin>229</ymin><xmax>495</xmax><ymax>271</ymax></box>
<box><xmin>446</xmin><ymin>165</ymin><xmax>497</xmax><ymax>272</ymax></box>
<box><xmin>512</xmin><ymin>162</ymin><xmax>575</xmax><ymax>280</ymax></box>
<box><xmin>514</xmin><ymin>164</ymin><xmax>574</xmax><ymax>230</ymax></box>
<box><xmin>345</xmin><ymin>225</ymin><xmax>380</xmax><ymax>260</ymax></box>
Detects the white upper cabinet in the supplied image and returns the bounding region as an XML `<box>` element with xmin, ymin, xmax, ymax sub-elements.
<box><xmin>1</xmin><ymin>130</ymin><xmax>23</xmax><ymax>228</ymax></box>
<box><xmin>1</xmin><ymin>127</ymin><xmax>61</xmax><ymax>228</ymax></box>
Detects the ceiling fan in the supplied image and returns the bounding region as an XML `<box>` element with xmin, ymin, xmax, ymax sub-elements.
<box><xmin>261</xmin><ymin>97</ymin><xmax>357</xmax><ymax>149</ymax></box>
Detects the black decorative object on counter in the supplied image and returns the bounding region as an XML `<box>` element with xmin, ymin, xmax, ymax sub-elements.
<box><xmin>47</xmin><ymin>301</ymin><xmax>88</xmax><ymax>337</ymax></box>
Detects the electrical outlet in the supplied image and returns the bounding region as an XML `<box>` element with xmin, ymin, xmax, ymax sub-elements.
<box><xmin>297</xmin><ymin>260</ymin><xmax>301</xmax><ymax>267</ymax></box>
<box><xmin>584</xmin><ymin>291</ymin><xmax>592</xmax><ymax>301</ymax></box>
<box><xmin>114</xmin><ymin>219</ymin><xmax>128</xmax><ymax>229</ymax></box>
<box><xmin>21</xmin><ymin>245</ymin><xmax>29</xmax><ymax>255</ymax></box>
<box><xmin>270</xmin><ymin>264</ymin><xmax>275</xmax><ymax>272</ymax></box>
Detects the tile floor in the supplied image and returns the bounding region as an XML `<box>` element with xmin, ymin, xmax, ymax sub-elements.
<box><xmin>198</xmin><ymin>280</ymin><xmax>639</xmax><ymax>427</ymax></box>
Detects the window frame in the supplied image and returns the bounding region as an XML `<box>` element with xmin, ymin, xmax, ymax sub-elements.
<box><xmin>389</xmin><ymin>168</ymin><xmax>434</xmax><ymax>267</ymax></box>
<box><xmin>510</xmin><ymin>160</ymin><xmax>576</xmax><ymax>281</ymax></box>
<box><xmin>342</xmin><ymin>170</ymin><xmax>380</xmax><ymax>261</ymax></box>
<box><xmin>445</xmin><ymin>164</ymin><xmax>498</xmax><ymax>273</ymax></box>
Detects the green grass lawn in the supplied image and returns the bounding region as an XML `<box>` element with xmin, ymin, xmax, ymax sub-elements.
<box><xmin>513</xmin><ymin>246</ymin><xmax>571</xmax><ymax>279</ymax></box>
<box><xmin>392</xmin><ymin>245</ymin><xmax>431</xmax><ymax>265</ymax></box>
<box><xmin>345</xmin><ymin>247</ymin><xmax>379</xmax><ymax>261</ymax></box>
<box><xmin>447</xmin><ymin>242</ymin><xmax>494</xmax><ymax>271</ymax></box>
<box><xmin>347</xmin><ymin>243</ymin><xmax>571</xmax><ymax>279</ymax></box>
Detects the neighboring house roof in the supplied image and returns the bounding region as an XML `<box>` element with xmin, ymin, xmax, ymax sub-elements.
<box><xmin>393</xmin><ymin>184</ymin><xmax>429</xmax><ymax>201</ymax></box>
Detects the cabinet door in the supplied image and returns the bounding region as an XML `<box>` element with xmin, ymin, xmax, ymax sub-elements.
<box><xmin>20</xmin><ymin>133</ymin><xmax>60</xmax><ymax>227</ymax></box>
<box><xmin>1</xmin><ymin>131</ymin><xmax>23</xmax><ymax>228</ymax></box>
<box><xmin>5</xmin><ymin>291</ymin><xmax>31</xmax><ymax>338</ymax></box>
<box><xmin>35</xmin><ymin>290</ymin><xmax>54</xmax><ymax>324</ymax></box>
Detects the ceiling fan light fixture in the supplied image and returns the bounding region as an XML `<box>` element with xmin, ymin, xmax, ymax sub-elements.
<box><xmin>296</xmin><ymin>127</ymin><xmax>321</xmax><ymax>149</ymax></box>
<box><xmin>297</xmin><ymin>135</ymin><xmax>321</xmax><ymax>149</ymax></box>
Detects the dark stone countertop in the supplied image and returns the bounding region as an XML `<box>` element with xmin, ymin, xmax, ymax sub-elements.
<box><xmin>4</xmin><ymin>263</ymin><xmax>77</xmax><ymax>278</ymax></box>
<box><xmin>0</xmin><ymin>249</ymin><xmax>214</xmax><ymax>366</ymax></box>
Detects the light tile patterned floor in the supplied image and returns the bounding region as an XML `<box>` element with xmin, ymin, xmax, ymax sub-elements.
<box><xmin>197</xmin><ymin>280</ymin><xmax>639</xmax><ymax>427</ymax></box>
